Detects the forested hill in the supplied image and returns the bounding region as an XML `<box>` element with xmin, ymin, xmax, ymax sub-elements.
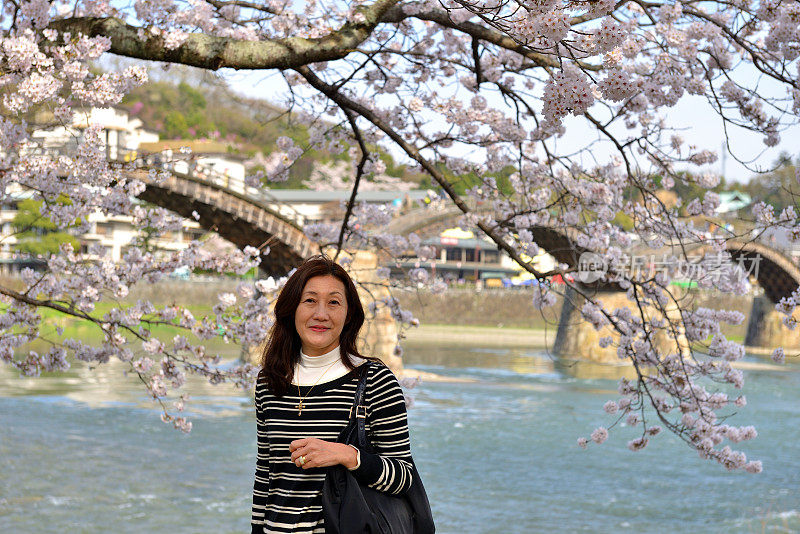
<box><xmin>119</xmin><ymin>80</ymin><xmax>426</xmax><ymax>189</ymax></box>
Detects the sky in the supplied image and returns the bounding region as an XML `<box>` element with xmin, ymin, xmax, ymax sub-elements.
<box><xmin>222</xmin><ymin>66</ymin><xmax>799</xmax><ymax>186</ymax></box>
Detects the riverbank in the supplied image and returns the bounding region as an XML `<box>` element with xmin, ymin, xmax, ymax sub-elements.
<box><xmin>403</xmin><ymin>323</ymin><xmax>554</xmax><ymax>347</ymax></box>
<box><xmin>400</xmin><ymin>323</ymin><xmax>794</xmax><ymax>371</ymax></box>
<box><xmin>394</xmin><ymin>287</ymin><xmax>756</xmax><ymax>342</ymax></box>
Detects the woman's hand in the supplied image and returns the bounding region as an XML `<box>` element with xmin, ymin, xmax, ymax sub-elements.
<box><xmin>289</xmin><ymin>438</ymin><xmax>358</xmax><ymax>470</ymax></box>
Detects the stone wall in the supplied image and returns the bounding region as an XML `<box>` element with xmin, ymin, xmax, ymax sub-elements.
<box><xmin>394</xmin><ymin>288</ymin><xmax>562</xmax><ymax>330</ymax></box>
<box><xmin>552</xmin><ymin>286</ymin><xmax>688</xmax><ymax>364</ymax></box>
<box><xmin>346</xmin><ymin>250</ymin><xmax>402</xmax><ymax>373</ymax></box>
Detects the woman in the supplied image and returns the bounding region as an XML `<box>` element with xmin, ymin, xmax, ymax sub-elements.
<box><xmin>252</xmin><ymin>255</ymin><xmax>414</xmax><ymax>533</ymax></box>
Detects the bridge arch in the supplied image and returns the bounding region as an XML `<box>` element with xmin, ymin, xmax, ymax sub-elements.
<box><xmin>391</xmin><ymin>207</ymin><xmax>800</xmax><ymax>302</ymax></box>
<box><xmin>722</xmin><ymin>240</ymin><xmax>800</xmax><ymax>303</ymax></box>
<box><xmin>26</xmin><ymin>145</ymin><xmax>319</xmax><ymax>274</ymax></box>
<box><xmin>128</xmin><ymin>167</ymin><xmax>318</xmax><ymax>275</ymax></box>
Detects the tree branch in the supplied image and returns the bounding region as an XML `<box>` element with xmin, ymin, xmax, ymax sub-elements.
<box><xmin>296</xmin><ymin>65</ymin><xmax>555</xmax><ymax>280</ymax></box>
<box><xmin>380</xmin><ymin>5</ymin><xmax>602</xmax><ymax>72</ymax></box>
<box><xmin>333</xmin><ymin>110</ymin><xmax>369</xmax><ymax>261</ymax></box>
<box><xmin>48</xmin><ymin>0</ymin><xmax>401</xmax><ymax>70</ymax></box>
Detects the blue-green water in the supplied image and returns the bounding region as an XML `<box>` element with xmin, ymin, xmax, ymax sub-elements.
<box><xmin>1</xmin><ymin>345</ymin><xmax>798</xmax><ymax>533</ymax></box>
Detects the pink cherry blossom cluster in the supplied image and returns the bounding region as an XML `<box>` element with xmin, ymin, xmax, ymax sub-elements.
<box><xmin>597</xmin><ymin>69</ymin><xmax>637</xmax><ymax>102</ymax></box>
<box><xmin>593</xmin><ymin>17</ymin><xmax>628</xmax><ymax>53</ymax></box>
<box><xmin>513</xmin><ymin>8</ymin><xmax>570</xmax><ymax>47</ymax></box>
<box><xmin>541</xmin><ymin>66</ymin><xmax>594</xmax><ymax>124</ymax></box>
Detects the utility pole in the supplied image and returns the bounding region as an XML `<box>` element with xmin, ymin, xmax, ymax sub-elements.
<box><xmin>720</xmin><ymin>141</ymin><xmax>727</xmax><ymax>183</ymax></box>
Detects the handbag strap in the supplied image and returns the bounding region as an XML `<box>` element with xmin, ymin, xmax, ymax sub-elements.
<box><xmin>347</xmin><ymin>361</ymin><xmax>372</xmax><ymax>450</ymax></box>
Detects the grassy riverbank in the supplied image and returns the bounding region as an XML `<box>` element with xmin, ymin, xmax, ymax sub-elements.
<box><xmin>395</xmin><ymin>287</ymin><xmax>756</xmax><ymax>341</ymax></box>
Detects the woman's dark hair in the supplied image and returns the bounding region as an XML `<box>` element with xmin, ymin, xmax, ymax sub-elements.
<box><xmin>259</xmin><ymin>254</ymin><xmax>368</xmax><ymax>396</ymax></box>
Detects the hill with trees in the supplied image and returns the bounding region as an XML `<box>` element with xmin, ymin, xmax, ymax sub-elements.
<box><xmin>120</xmin><ymin>79</ymin><xmax>425</xmax><ymax>190</ymax></box>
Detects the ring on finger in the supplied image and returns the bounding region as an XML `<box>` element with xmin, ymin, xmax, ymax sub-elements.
<box><xmin>299</xmin><ymin>455</ymin><xmax>306</xmax><ymax>466</ymax></box>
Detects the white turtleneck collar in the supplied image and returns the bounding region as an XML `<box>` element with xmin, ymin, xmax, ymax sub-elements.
<box><xmin>293</xmin><ymin>344</ymin><xmax>365</xmax><ymax>386</ymax></box>
<box><xmin>299</xmin><ymin>345</ymin><xmax>341</xmax><ymax>368</ymax></box>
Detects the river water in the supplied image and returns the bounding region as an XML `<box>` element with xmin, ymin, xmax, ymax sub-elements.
<box><xmin>1</xmin><ymin>343</ymin><xmax>798</xmax><ymax>533</ymax></box>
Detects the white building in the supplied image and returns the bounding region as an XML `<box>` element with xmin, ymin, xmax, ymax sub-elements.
<box><xmin>262</xmin><ymin>189</ymin><xmax>430</xmax><ymax>226</ymax></box>
<box><xmin>0</xmin><ymin>190</ymin><xmax>209</xmax><ymax>268</ymax></box>
<box><xmin>31</xmin><ymin>106</ymin><xmax>160</xmax><ymax>160</ymax></box>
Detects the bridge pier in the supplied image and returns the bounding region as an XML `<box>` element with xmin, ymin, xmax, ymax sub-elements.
<box><xmin>744</xmin><ymin>295</ymin><xmax>800</xmax><ymax>350</ymax></box>
<box><xmin>553</xmin><ymin>286</ymin><xmax>686</xmax><ymax>364</ymax></box>
<box><xmin>346</xmin><ymin>250</ymin><xmax>403</xmax><ymax>373</ymax></box>
<box><xmin>553</xmin><ymin>287</ymin><xmax>618</xmax><ymax>363</ymax></box>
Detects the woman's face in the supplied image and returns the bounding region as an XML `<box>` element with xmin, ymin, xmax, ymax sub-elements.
<box><xmin>294</xmin><ymin>274</ymin><xmax>348</xmax><ymax>357</ymax></box>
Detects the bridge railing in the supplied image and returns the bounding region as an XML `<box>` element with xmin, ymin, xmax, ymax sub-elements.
<box><xmin>15</xmin><ymin>143</ymin><xmax>309</xmax><ymax>228</ymax></box>
<box><xmin>117</xmin><ymin>148</ymin><xmax>309</xmax><ymax>228</ymax></box>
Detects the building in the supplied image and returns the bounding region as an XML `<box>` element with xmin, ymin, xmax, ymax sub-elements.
<box><xmin>715</xmin><ymin>191</ymin><xmax>752</xmax><ymax>216</ymax></box>
<box><xmin>387</xmin><ymin>228</ymin><xmax>541</xmax><ymax>286</ymax></box>
<box><xmin>387</xmin><ymin>228</ymin><xmax>559</xmax><ymax>287</ymax></box>
<box><xmin>1</xmin><ymin>107</ymin><xmax>221</xmax><ymax>271</ymax></box>
<box><xmin>31</xmin><ymin>106</ymin><xmax>160</xmax><ymax>159</ymax></box>
<box><xmin>0</xmin><ymin>188</ymin><xmax>209</xmax><ymax>270</ymax></box>
<box><xmin>261</xmin><ymin>189</ymin><xmax>430</xmax><ymax>226</ymax></box>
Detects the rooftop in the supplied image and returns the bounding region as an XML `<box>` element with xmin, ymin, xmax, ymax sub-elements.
<box><xmin>716</xmin><ymin>191</ymin><xmax>752</xmax><ymax>214</ymax></box>
<box><xmin>263</xmin><ymin>189</ymin><xmax>429</xmax><ymax>202</ymax></box>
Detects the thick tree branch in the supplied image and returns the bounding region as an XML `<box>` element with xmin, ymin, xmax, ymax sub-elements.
<box><xmin>48</xmin><ymin>0</ymin><xmax>400</xmax><ymax>70</ymax></box>
<box><xmin>47</xmin><ymin>2</ymin><xmax>603</xmax><ymax>73</ymax></box>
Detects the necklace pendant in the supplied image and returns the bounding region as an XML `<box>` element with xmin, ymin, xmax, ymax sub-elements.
<box><xmin>297</xmin><ymin>401</ymin><xmax>303</xmax><ymax>415</ymax></box>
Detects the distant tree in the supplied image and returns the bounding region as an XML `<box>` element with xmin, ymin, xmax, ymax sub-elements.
<box><xmin>12</xmin><ymin>199</ymin><xmax>80</xmax><ymax>256</ymax></box>
<box><xmin>163</xmin><ymin>110</ymin><xmax>190</xmax><ymax>139</ymax></box>
<box><xmin>177</xmin><ymin>82</ymin><xmax>206</xmax><ymax>110</ymax></box>
<box><xmin>742</xmin><ymin>154</ymin><xmax>799</xmax><ymax>212</ymax></box>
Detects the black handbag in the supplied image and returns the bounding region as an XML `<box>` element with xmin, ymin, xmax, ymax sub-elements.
<box><xmin>321</xmin><ymin>362</ymin><xmax>435</xmax><ymax>534</ymax></box>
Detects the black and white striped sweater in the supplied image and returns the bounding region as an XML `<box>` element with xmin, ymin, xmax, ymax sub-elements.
<box><xmin>251</xmin><ymin>362</ymin><xmax>413</xmax><ymax>533</ymax></box>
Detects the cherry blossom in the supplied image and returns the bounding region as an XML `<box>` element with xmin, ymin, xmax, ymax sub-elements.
<box><xmin>0</xmin><ymin>0</ymin><xmax>796</xmax><ymax>473</ymax></box>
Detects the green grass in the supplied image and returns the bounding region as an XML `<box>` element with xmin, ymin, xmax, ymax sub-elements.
<box><xmin>10</xmin><ymin>300</ymin><xmax>242</xmax><ymax>356</ymax></box>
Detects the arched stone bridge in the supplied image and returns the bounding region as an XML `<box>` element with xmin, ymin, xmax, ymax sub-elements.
<box><xmin>391</xmin><ymin>206</ymin><xmax>800</xmax><ymax>304</ymax></box>
<box><xmin>699</xmin><ymin>239</ymin><xmax>800</xmax><ymax>303</ymax></box>
<box><xmin>716</xmin><ymin>239</ymin><xmax>800</xmax><ymax>348</ymax></box>
<box><xmin>127</xmin><ymin>166</ymin><xmax>318</xmax><ymax>275</ymax></box>
<box><xmin>391</xmin><ymin>206</ymin><xmax>800</xmax><ymax>351</ymax></box>
<box><xmin>388</xmin><ymin>205</ymin><xmax>465</xmax><ymax>236</ymax></box>
<box><xmin>30</xmin><ymin>145</ymin><xmax>319</xmax><ymax>274</ymax></box>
